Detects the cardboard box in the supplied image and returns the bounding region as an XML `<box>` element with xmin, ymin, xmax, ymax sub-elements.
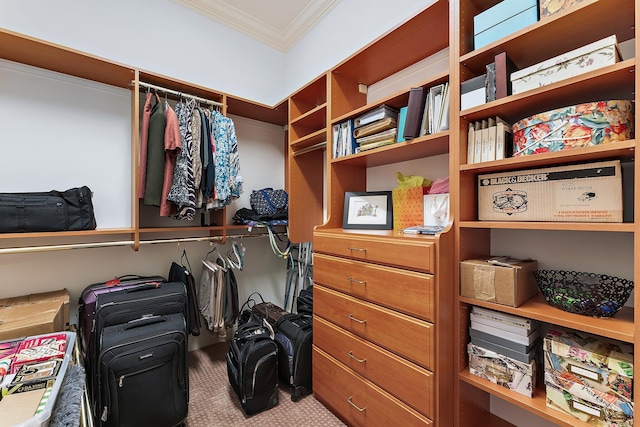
<box><xmin>511</xmin><ymin>35</ymin><xmax>619</xmax><ymax>95</ymax></box>
<box><xmin>477</xmin><ymin>160</ymin><xmax>623</xmax><ymax>222</ymax></box>
<box><xmin>460</xmin><ymin>258</ymin><xmax>538</xmax><ymax>307</ymax></box>
<box><xmin>512</xmin><ymin>100</ymin><xmax>634</xmax><ymax>157</ymax></box>
<box><xmin>467</xmin><ymin>342</ymin><xmax>537</xmax><ymax>397</ymax></box>
<box><xmin>474</xmin><ymin>0</ymin><xmax>538</xmax><ymax>49</ymax></box>
<box><xmin>0</xmin><ymin>290</ymin><xmax>69</xmax><ymax>341</ymax></box>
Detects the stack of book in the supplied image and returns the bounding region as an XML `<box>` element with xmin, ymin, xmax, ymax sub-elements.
<box><xmin>466</xmin><ymin>115</ymin><xmax>512</xmax><ymax>164</ymax></box>
<box><xmin>351</xmin><ymin>105</ymin><xmax>398</xmax><ymax>153</ymax></box>
<box><xmin>469</xmin><ymin>306</ymin><xmax>540</xmax><ymax>363</ymax></box>
<box><xmin>467</xmin><ymin>306</ymin><xmax>540</xmax><ymax>397</ymax></box>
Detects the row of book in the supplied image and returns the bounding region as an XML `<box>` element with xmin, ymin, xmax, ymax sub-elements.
<box><xmin>466</xmin><ymin>115</ymin><xmax>512</xmax><ymax>164</ymax></box>
<box><xmin>332</xmin><ymin>82</ymin><xmax>451</xmax><ymax>159</ymax></box>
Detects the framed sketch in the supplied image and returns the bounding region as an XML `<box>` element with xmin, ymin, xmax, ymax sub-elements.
<box><xmin>343</xmin><ymin>191</ymin><xmax>393</xmax><ymax>229</ymax></box>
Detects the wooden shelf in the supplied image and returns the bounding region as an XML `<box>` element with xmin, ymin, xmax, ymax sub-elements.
<box><xmin>460</xmin><ymin>139</ymin><xmax>636</xmax><ymax>173</ymax></box>
<box><xmin>459</xmin><ymin>60</ymin><xmax>635</xmax><ymax>125</ymax></box>
<box><xmin>459</xmin><ymin>370</ymin><xmax>592</xmax><ymax>427</ymax></box>
<box><xmin>459</xmin><ymin>0</ymin><xmax>635</xmax><ymax>69</ymax></box>
<box><xmin>460</xmin><ymin>293</ymin><xmax>634</xmax><ymax>343</ymax></box>
<box><xmin>458</xmin><ymin>221</ymin><xmax>635</xmax><ymax>232</ymax></box>
<box><xmin>331</xmin><ymin>132</ymin><xmax>449</xmax><ymax>168</ymax></box>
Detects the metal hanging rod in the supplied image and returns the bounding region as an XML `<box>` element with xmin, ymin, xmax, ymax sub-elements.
<box><xmin>135</xmin><ymin>80</ymin><xmax>225</xmax><ymax>108</ymax></box>
<box><xmin>0</xmin><ymin>232</ymin><xmax>267</xmax><ymax>255</ymax></box>
<box><xmin>292</xmin><ymin>141</ymin><xmax>327</xmax><ymax>157</ymax></box>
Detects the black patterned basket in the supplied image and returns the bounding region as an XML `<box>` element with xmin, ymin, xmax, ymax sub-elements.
<box><xmin>533</xmin><ymin>270</ymin><xmax>634</xmax><ymax>318</ymax></box>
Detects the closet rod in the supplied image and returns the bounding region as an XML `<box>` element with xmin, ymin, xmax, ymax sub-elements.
<box><xmin>136</xmin><ymin>81</ymin><xmax>224</xmax><ymax>108</ymax></box>
<box><xmin>292</xmin><ymin>141</ymin><xmax>327</xmax><ymax>157</ymax></box>
<box><xmin>0</xmin><ymin>233</ymin><xmax>267</xmax><ymax>255</ymax></box>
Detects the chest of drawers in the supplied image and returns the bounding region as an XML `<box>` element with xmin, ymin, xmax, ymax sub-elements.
<box><xmin>312</xmin><ymin>229</ymin><xmax>454</xmax><ymax>426</ymax></box>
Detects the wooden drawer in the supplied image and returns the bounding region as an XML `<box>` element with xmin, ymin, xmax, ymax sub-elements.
<box><xmin>314</xmin><ymin>285</ymin><xmax>434</xmax><ymax>370</ymax></box>
<box><xmin>314</xmin><ymin>316</ymin><xmax>434</xmax><ymax>418</ymax></box>
<box><xmin>314</xmin><ymin>253</ymin><xmax>435</xmax><ymax>321</ymax></box>
<box><xmin>314</xmin><ymin>230</ymin><xmax>434</xmax><ymax>273</ymax></box>
<box><xmin>313</xmin><ymin>347</ymin><xmax>433</xmax><ymax>427</ymax></box>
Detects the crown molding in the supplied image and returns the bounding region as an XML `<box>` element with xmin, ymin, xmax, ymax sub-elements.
<box><xmin>173</xmin><ymin>0</ymin><xmax>341</xmax><ymax>52</ymax></box>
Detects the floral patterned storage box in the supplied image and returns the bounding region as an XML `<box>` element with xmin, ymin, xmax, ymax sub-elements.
<box><xmin>510</xmin><ymin>35</ymin><xmax>619</xmax><ymax>95</ymax></box>
<box><xmin>512</xmin><ymin>100</ymin><xmax>634</xmax><ymax>157</ymax></box>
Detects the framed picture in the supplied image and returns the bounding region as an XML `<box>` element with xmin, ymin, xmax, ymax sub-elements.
<box><xmin>343</xmin><ymin>191</ymin><xmax>393</xmax><ymax>229</ymax></box>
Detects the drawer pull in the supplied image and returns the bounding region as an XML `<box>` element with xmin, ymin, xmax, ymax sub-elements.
<box><xmin>347</xmin><ymin>247</ymin><xmax>366</xmax><ymax>252</ymax></box>
<box><xmin>348</xmin><ymin>314</ymin><xmax>367</xmax><ymax>324</ymax></box>
<box><xmin>348</xmin><ymin>351</ymin><xmax>366</xmax><ymax>363</ymax></box>
<box><xmin>348</xmin><ymin>278</ymin><xmax>366</xmax><ymax>285</ymax></box>
<box><xmin>347</xmin><ymin>396</ymin><xmax>366</xmax><ymax>412</ymax></box>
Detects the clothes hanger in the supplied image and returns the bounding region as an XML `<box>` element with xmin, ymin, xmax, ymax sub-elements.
<box><xmin>226</xmin><ymin>238</ymin><xmax>244</xmax><ymax>270</ymax></box>
<box><xmin>180</xmin><ymin>248</ymin><xmax>192</xmax><ymax>272</ymax></box>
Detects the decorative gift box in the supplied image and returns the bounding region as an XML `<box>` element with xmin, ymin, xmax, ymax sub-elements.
<box><xmin>478</xmin><ymin>160</ymin><xmax>623</xmax><ymax>222</ymax></box>
<box><xmin>545</xmin><ymin>371</ymin><xmax>633</xmax><ymax>427</ymax></box>
<box><xmin>543</xmin><ymin>328</ymin><xmax>633</xmax><ymax>393</ymax></box>
<box><xmin>467</xmin><ymin>342</ymin><xmax>537</xmax><ymax>397</ymax></box>
<box><xmin>512</xmin><ymin>100</ymin><xmax>634</xmax><ymax>157</ymax></box>
<box><xmin>511</xmin><ymin>35</ymin><xmax>620</xmax><ymax>95</ymax></box>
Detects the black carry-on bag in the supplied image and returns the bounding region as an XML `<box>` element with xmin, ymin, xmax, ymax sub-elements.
<box><xmin>274</xmin><ymin>312</ymin><xmax>313</xmax><ymax>401</ymax></box>
<box><xmin>97</xmin><ymin>313</ymin><xmax>188</xmax><ymax>427</ymax></box>
<box><xmin>226</xmin><ymin>311</ymin><xmax>279</xmax><ymax>416</ymax></box>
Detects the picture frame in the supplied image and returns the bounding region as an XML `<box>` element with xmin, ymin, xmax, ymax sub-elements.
<box><xmin>343</xmin><ymin>191</ymin><xmax>393</xmax><ymax>229</ymax></box>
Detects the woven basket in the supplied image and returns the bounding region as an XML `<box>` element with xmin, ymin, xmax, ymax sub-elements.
<box><xmin>533</xmin><ymin>270</ymin><xmax>633</xmax><ymax>318</ymax></box>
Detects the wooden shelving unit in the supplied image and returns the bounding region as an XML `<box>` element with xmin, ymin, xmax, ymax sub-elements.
<box><xmin>452</xmin><ymin>0</ymin><xmax>638</xmax><ymax>425</ymax></box>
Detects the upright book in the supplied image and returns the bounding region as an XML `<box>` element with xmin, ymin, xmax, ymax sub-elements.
<box><xmin>403</xmin><ymin>87</ymin><xmax>427</xmax><ymax>140</ymax></box>
<box><xmin>495</xmin><ymin>52</ymin><xmax>517</xmax><ymax>98</ymax></box>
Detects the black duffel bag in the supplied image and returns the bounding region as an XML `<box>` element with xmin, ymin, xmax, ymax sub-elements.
<box><xmin>0</xmin><ymin>186</ymin><xmax>97</xmax><ymax>232</ymax></box>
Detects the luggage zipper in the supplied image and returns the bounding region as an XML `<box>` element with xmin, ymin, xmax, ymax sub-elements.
<box><xmin>251</xmin><ymin>350</ymin><xmax>277</xmax><ymax>392</ymax></box>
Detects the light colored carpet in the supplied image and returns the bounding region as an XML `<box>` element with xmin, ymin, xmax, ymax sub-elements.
<box><xmin>185</xmin><ymin>342</ymin><xmax>346</xmax><ymax>427</ymax></box>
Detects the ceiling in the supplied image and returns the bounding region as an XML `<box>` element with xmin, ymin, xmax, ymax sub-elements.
<box><xmin>172</xmin><ymin>0</ymin><xmax>342</xmax><ymax>52</ymax></box>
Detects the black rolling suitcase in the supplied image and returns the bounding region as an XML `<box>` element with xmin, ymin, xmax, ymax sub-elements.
<box><xmin>80</xmin><ymin>277</ymin><xmax>190</xmax><ymax>426</ymax></box>
<box><xmin>226</xmin><ymin>311</ymin><xmax>279</xmax><ymax>416</ymax></box>
<box><xmin>97</xmin><ymin>313</ymin><xmax>188</xmax><ymax>427</ymax></box>
<box><xmin>274</xmin><ymin>313</ymin><xmax>313</xmax><ymax>401</ymax></box>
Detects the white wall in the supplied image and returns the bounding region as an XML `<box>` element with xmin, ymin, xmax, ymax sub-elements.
<box><xmin>0</xmin><ymin>0</ymin><xmax>286</xmax><ymax>105</ymax></box>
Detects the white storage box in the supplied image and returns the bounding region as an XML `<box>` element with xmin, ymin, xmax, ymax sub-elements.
<box><xmin>511</xmin><ymin>35</ymin><xmax>619</xmax><ymax>94</ymax></box>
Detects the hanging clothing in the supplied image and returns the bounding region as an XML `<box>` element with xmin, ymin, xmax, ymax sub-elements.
<box><xmin>160</xmin><ymin>101</ymin><xmax>181</xmax><ymax>217</ymax></box>
<box><xmin>190</xmin><ymin>108</ymin><xmax>203</xmax><ymax>208</ymax></box>
<box><xmin>143</xmin><ymin>96</ymin><xmax>166</xmax><ymax>206</ymax></box>
<box><xmin>137</xmin><ymin>92</ymin><xmax>153</xmax><ymax>199</ymax></box>
<box><xmin>207</xmin><ymin>111</ymin><xmax>242</xmax><ymax>209</ymax></box>
<box><xmin>200</xmin><ymin>110</ymin><xmax>215</xmax><ymax>201</ymax></box>
<box><xmin>167</xmin><ymin>100</ymin><xmax>197</xmax><ymax>220</ymax></box>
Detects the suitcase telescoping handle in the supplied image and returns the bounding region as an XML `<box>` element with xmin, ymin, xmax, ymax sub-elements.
<box><xmin>124</xmin><ymin>283</ymin><xmax>163</xmax><ymax>293</ymax></box>
<box><xmin>123</xmin><ymin>315</ymin><xmax>166</xmax><ymax>330</ymax></box>
<box><xmin>104</xmin><ymin>275</ymin><xmax>164</xmax><ymax>287</ymax></box>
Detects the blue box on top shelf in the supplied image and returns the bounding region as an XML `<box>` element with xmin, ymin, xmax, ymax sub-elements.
<box><xmin>474</xmin><ymin>0</ymin><xmax>539</xmax><ymax>49</ymax></box>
